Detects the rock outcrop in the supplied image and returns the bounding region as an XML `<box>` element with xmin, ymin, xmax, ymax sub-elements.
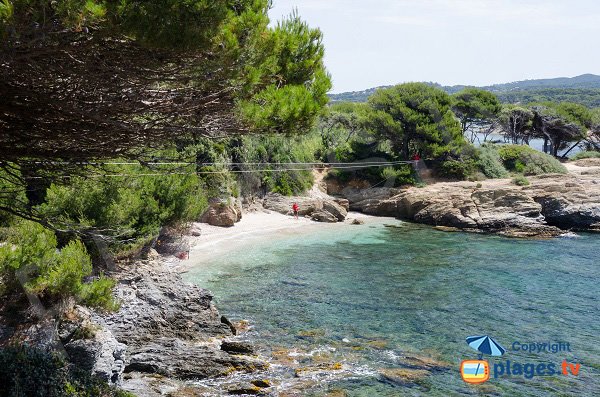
<box><xmin>341</xmin><ymin>168</ymin><xmax>600</xmax><ymax>237</ymax></box>
<box><xmin>263</xmin><ymin>193</ymin><xmax>348</xmax><ymax>223</ymax></box>
<box><xmin>201</xmin><ymin>198</ymin><xmax>243</xmax><ymax>227</ymax></box>
<box><xmin>311</xmin><ymin>210</ymin><xmax>339</xmax><ymax>223</ymax></box>
<box><xmin>0</xmin><ymin>254</ymin><xmax>266</xmax><ymax>397</ymax></box>
<box><xmin>90</xmin><ymin>259</ymin><xmax>267</xmax><ymax>393</ymax></box>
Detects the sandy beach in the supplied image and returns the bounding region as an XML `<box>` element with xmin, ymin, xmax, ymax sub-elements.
<box><xmin>175</xmin><ymin>211</ymin><xmax>373</xmax><ymax>271</ymax></box>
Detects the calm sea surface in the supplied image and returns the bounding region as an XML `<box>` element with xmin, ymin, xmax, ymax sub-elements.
<box><xmin>183</xmin><ymin>218</ymin><xmax>599</xmax><ymax>396</ymax></box>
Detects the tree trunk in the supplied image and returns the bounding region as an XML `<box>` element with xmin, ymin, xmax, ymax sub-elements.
<box><xmin>402</xmin><ymin>136</ymin><xmax>410</xmax><ymax>160</ymax></box>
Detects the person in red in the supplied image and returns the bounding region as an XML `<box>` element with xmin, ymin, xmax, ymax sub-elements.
<box><xmin>412</xmin><ymin>153</ymin><xmax>421</xmax><ymax>161</ymax></box>
<box><xmin>292</xmin><ymin>202</ymin><xmax>299</xmax><ymax>219</ymax></box>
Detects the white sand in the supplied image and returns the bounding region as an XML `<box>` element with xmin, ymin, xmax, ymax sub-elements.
<box><xmin>174</xmin><ymin>211</ymin><xmax>372</xmax><ymax>271</ymax></box>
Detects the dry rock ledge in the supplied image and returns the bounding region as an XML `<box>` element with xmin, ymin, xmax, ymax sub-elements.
<box><xmin>0</xmin><ymin>254</ymin><xmax>267</xmax><ymax>397</ymax></box>
<box><xmin>90</xmin><ymin>258</ymin><xmax>267</xmax><ymax>395</ymax></box>
<box><xmin>337</xmin><ymin>164</ymin><xmax>600</xmax><ymax>237</ymax></box>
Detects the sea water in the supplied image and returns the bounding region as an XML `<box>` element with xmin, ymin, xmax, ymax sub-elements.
<box><xmin>183</xmin><ymin>218</ymin><xmax>599</xmax><ymax>396</ymax></box>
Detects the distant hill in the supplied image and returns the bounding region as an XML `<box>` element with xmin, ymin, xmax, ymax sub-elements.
<box><xmin>329</xmin><ymin>74</ymin><xmax>600</xmax><ymax>107</ymax></box>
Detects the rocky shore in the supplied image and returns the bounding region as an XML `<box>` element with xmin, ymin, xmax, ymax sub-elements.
<box><xmin>0</xmin><ymin>252</ymin><xmax>268</xmax><ymax>397</ymax></box>
<box><xmin>2</xmin><ymin>160</ymin><xmax>598</xmax><ymax>396</ymax></box>
<box><xmin>92</xmin><ymin>256</ymin><xmax>268</xmax><ymax>395</ymax></box>
<box><xmin>335</xmin><ymin>160</ymin><xmax>600</xmax><ymax>237</ymax></box>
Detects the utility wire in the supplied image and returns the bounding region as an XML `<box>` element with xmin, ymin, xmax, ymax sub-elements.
<box><xmin>28</xmin><ymin>160</ymin><xmax>416</xmax><ymax>166</ymax></box>
<box><xmin>23</xmin><ymin>161</ymin><xmax>418</xmax><ymax>179</ymax></box>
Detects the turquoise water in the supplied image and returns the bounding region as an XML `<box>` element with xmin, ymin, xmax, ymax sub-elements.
<box><xmin>183</xmin><ymin>219</ymin><xmax>599</xmax><ymax>396</ymax></box>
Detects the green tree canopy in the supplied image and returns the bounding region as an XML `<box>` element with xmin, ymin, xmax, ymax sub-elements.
<box><xmin>366</xmin><ymin>83</ymin><xmax>464</xmax><ymax>159</ymax></box>
<box><xmin>318</xmin><ymin>102</ymin><xmax>369</xmax><ymax>152</ymax></box>
<box><xmin>531</xmin><ymin>102</ymin><xmax>591</xmax><ymax>156</ymax></box>
<box><xmin>0</xmin><ymin>1</ymin><xmax>330</xmax><ymax>228</ymax></box>
<box><xmin>0</xmin><ymin>1</ymin><xmax>330</xmax><ymax>163</ymax></box>
<box><xmin>499</xmin><ymin>105</ymin><xmax>534</xmax><ymax>144</ymax></box>
<box><xmin>451</xmin><ymin>88</ymin><xmax>502</xmax><ymax>135</ymax></box>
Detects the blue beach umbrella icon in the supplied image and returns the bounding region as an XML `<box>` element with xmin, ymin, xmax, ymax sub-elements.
<box><xmin>466</xmin><ymin>335</ymin><xmax>506</xmax><ymax>357</ymax></box>
<box><xmin>465</xmin><ymin>335</ymin><xmax>506</xmax><ymax>378</ymax></box>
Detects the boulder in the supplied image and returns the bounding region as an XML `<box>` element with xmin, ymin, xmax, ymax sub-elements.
<box><xmin>201</xmin><ymin>200</ymin><xmax>240</xmax><ymax>227</ymax></box>
<box><xmin>311</xmin><ymin>210</ymin><xmax>338</xmax><ymax>223</ymax></box>
<box><xmin>263</xmin><ymin>193</ymin><xmax>348</xmax><ymax>221</ymax></box>
<box><xmin>221</xmin><ymin>340</ymin><xmax>255</xmax><ymax>354</ymax></box>
<box><xmin>190</xmin><ymin>226</ymin><xmax>202</xmax><ymax>237</ymax></box>
<box><xmin>263</xmin><ymin>193</ymin><xmax>319</xmax><ymax>216</ymax></box>
<box><xmin>126</xmin><ymin>338</ymin><xmax>267</xmax><ymax>379</ymax></box>
<box><xmin>322</xmin><ymin>200</ymin><xmax>348</xmax><ymax>221</ymax></box>
<box><xmin>332</xmin><ymin>198</ymin><xmax>350</xmax><ymax>211</ymax></box>
<box><xmin>64</xmin><ymin>327</ymin><xmax>126</xmax><ymax>384</ymax></box>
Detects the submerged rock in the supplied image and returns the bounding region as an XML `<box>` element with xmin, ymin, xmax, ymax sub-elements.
<box><xmin>294</xmin><ymin>362</ymin><xmax>343</xmax><ymax>377</ymax></box>
<box><xmin>378</xmin><ymin>368</ymin><xmax>431</xmax><ymax>387</ymax></box>
<box><xmin>221</xmin><ymin>340</ymin><xmax>255</xmax><ymax>354</ymax></box>
<box><xmin>225</xmin><ymin>382</ymin><xmax>263</xmax><ymax>395</ymax></box>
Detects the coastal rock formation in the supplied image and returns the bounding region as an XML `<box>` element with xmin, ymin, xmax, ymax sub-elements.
<box><xmin>340</xmin><ymin>168</ymin><xmax>600</xmax><ymax>237</ymax></box>
<box><xmin>311</xmin><ymin>210</ymin><xmax>339</xmax><ymax>223</ymax></box>
<box><xmin>89</xmin><ymin>259</ymin><xmax>267</xmax><ymax>393</ymax></box>
<box><xmin>263</xmin><ymin>193</ymin><xmax>348</xmax><ymax>222</ymax></box>
<box><xmin>58</xmin><ymin>307</ymin><xmax>127</xmax><ymax>384</ymax></box>
<box><xmin>322</xmin><ymin>201</ymin><xmax>348</xmax><ymax>222</ymax></box>
<box><xmin>0</xmin><ymin>256</ymin><xmax>265</xmax><ymax>396</ymax></box>
<box><xmin>201</xmin><ymin>198</ymin><xmax>243</xmax><ymax>227</ymax></box>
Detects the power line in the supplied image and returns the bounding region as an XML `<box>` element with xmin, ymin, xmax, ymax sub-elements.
<box><xmin>22</xmin><ymin>161</ymin><xmax>418</xmax><ymax>179</ymax></box>
<box><xmin>29</xmin><ymin>160</ymin><xmax>416</xmax><ymax>166</ymax></box>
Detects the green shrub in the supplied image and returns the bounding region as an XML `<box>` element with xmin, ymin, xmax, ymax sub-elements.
<box><xmin>237</xmin><ymin>134</ymin><xmax>316</xmax><ymax>196</ymax></box>
<box><xmin>512</xmin><ymin>175</ymin><xmax>530</xmax><ymax>186</ymax></box>
<box><xmin>437</xmin><ymin>159</ymin><xmax>477</xmax><ymax>180</ymax></box>
<box><xmin>0</xmin><ymin>345</ymin><xmax>134</xmax><ymax>397</ymax></box>
<box><xmin>326</xmin><ymin>164</ymin><xmax>415</xmax><ymax>187</ymax></box>
<box><xmin>476</xmin><ymin>146</ymin><xmax>509</xmax><ymax>179</ymax></box>
<box><xmin>380</xmin><ymin>165</ymin><xmax>416</xmax><ymax>186</ymax></box>
<box><xmin>571</xmin><ymin>151</ymin><xmax>600</xmax><ymax>160</ymax></box>
<box><xmin>520</xmin><ymin>152</ymin><xmax>567</xmax><ymax>175</ymax></box>
<box><xmin>497</xmin><ymin>144</ymin><xmax>538</xmax><ymax>169</ymax></box>
<box><xmin>79</xmin><ymin>275</ymin><xmax>119</xmax><ymax>312</ymax></box>
<box><xmin>37</xmin><ymin>168</ymin><xmax>208</xmax><ymax>251</ymax></box>
<box><xmin>497</xmin><ymin>145</ymin><xmax>567</xmax><ymax>175</ymax></box>
<box><xmin>0</xmin><ymin>221</ymin><xmax>118</xmax><ymax>311</ymax></box>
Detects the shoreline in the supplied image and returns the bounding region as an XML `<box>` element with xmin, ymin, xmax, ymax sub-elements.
<box><xmin>173</xmin><ymin>210</ymin><xmax>378</xmax><ymax>272</ymax></box>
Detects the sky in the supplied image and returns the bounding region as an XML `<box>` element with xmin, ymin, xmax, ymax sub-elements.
<box><xmin>268</xmin><ymin>0</ymin><xmax>600</xmax><ymax>93</ymax></box>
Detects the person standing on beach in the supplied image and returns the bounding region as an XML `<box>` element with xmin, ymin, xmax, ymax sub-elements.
<box><xmin>292</xmin><ymin>202</ymin><xmax>299</xmax><ymax>219</ymax></box>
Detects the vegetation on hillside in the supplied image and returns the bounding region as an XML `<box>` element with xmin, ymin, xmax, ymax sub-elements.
<box><xmin>0</xmin><ymin>345</ymin><xmax>134</xmax><ymax>397</ymax></box>
<box><xmin>329</xmin><ymin>74</ymin><xmax>600</xmax><ymax>107</ymax></box>
<box><xmin>0</xmin><ymin>2</ymin><xmax>331</xmax><ymax>394</ymax></box>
